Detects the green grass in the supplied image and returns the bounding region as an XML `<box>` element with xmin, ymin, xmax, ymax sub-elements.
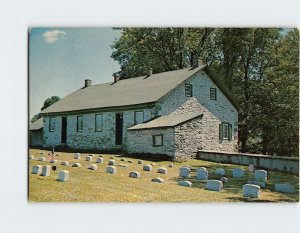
<box><xmin>28</xmin><ymin>149</ymin><xmax>299</xmax><ymax>202</ymax></box>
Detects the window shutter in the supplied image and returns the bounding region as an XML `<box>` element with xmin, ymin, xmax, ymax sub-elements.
<box><xmin>228</xmin><ymin>124</ymin><xmax>232</xmax><ymax>141</ymax></box>
<box><xmin>219</xmin><ymin>123</ymin><xmax>223</xmax><ymax>140</ymax></box>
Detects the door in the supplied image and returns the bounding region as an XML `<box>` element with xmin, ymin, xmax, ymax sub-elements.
<box><xmin>115</xmin><ymin>113</ymin><xmax>123</xmax><ymax>145</ymax></box>
<box><xmin>61</xmin><ymin>117</ymin><xmax>67</xmax><ymax>143</ymax></box>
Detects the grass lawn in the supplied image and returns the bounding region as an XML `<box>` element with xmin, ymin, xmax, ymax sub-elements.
<box><xmin>28</xmin><ymin>149</ymin><xmax>299</xmax><ymax>202</ymax></box>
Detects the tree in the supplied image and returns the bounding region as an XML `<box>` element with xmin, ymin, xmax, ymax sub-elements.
<box><xmin>31</xmin><ymin>96</ymin><xmax>61</xmax><ymax>123</ymax></box>
<box><xmin>41</xmin><ymin>96</ymin><xmax>61</xmax><ymax>111</ymax></box>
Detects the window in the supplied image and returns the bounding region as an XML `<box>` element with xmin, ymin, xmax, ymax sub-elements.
<box><xmin>210</xmin><ymin>88</ymin><xmax>217</xmax><ymax>100</ymax></box>
<box><xmin>185</xmin><ymin>84</ymin><xmax>193</xmax><ymax>97</ymax></box>
<box><xmin>49</xmin><ymin>117</ymin><xmax>55</xmax><ymax>132</ymax></box>
<box><xmin>153</xmin><ymin>135</ymin><xmax>163</xmax><ymax>146</ymax></box>
<box><xmin>134</xmin><ymin>111</ymin><xmax>144</xmax><ymax>125</ymax></box>
<box><xmin>95</xmin><ymin>114</ymin><xmax>103</xmax><ymax>132</ymax></box>
<box><xmin>219</xmin><ymin>123</ymin><xmax>232</xmax><ymax>140</ymax></box>
<box><xmin>77</xmin><ymin>116</ymin><xmax>83</xmax><ymax>132</ymax></box>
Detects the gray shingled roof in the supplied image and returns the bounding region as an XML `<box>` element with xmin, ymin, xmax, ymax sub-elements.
<box><xmin>29</xmin><ymin>117</ymin><xmax>43</xmax><ymax>131</ymax></box>
<box><xmin>128</xmin><ymin>113</ymin><xmax>203</xmax><ymax>130</ymax></box>
<box><xmin>41</xmin><ymin>65</ymin><xmax>206</xmax><ymax>114</ymax></box>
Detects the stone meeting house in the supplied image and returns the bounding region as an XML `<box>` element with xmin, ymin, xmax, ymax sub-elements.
<box><xmin>37</xmin><ymin>60</ymin><xmax>239</xmax><ymax>160</ymax></box>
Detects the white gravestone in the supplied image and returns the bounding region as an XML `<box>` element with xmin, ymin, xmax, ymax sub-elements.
<box><xmin>39</xmin><ymin>157</ymin><xmax>46</xmax><ymax>162</ymax></box>
<box><xmin>196</xmin><ymin>168</ymin><xmax>208</xmax><ymax>180</ymax></box>
<box><xmin>74</xmin><ymin>153</ymin><xmax>81</xmax><ymax>159</ymax></box>
<box><xmin>179</xmin><ymin>167</ymin><xmax>190</xmax><ymax>178</ymax></box>
<box><xmin>29</xmin><ymin>155</ymin><xmax>34</xmax><ymax>160</ymax></box>
<box><xmin>168</xmin><ymin>163</ymin><xmax>174</xmax><ymax>168</ymax></box>
<box><xmin>96</xmin><ymin>157</ymin><xmax>104</xmax><ymax>164</ymax></box>
<box><xmin>118</xmin><ymin>164</ymin><xmax>129</xmax><ymax>168</ymax></box>
<box><xmin>50</xmin><ymin>160</ymin><xmax>58</xmax><ymax>164</ymax></box>
<box><xmin>206</xmin><ymin>180</ymin><xmax>223</xmax><ymax>191</ymax></box>
<box><xmin>242</xmin><ymin>184</ymin><xmax>260</xmax><ymax>198</ymax></box>
<box><xmin>152</xmin><ymin>177</ymin><xmax>165</xmax><ymax>183</ymax></box>
<box><xmin>86</xmin><ymin>156</ymin><xmax>93</xmax><ymax>161</ymax></box>
<box><xmin>255</xmin><ymin>170</ymin><xmax>267</xmax><ymax>181</ymax></box>
<box><xmin>58</xmin><ymin>170</ymin><xmax>69</xmax><ymax>182</ymax></box>
<box><xmin>275</xmin><ymin>183</ymin><xmax>295</xmax><ymax>194</ymax></box>
<box><xmin>129</xmin><ymin>171</ymin><xmax>141</xmax><ymax>178</ymax></box>
<box><xmin>98</xmin><ymin>155</ymin><xmax>104</xmax><ymax>158</ymax></box>
<box><xmin>137</xmin><ymin>160</ymin><xmax>143</xmax><ymax>164</ymax></box>
<box><xmin>150</xmin><ymin>163</ymin><xmax>156</xmax><ymax>166</ymax></box>
<box><xmin>72</xmin><ymin>163</ymin><xmax>81</xmax><ymax>167</ymax></box>
<box><xmin>106</xmin><ymin>166</ymin><xmax>117</xmax><ymax>174</ymax></box>
<box><xmin>215</xmin><ymin>168</ymin><xmax>225</xmax><ymax>176</ymax></box>
<box><xmin>88</xmin><ymin>154</ymin><xmax>94</xmax><ymax>158</ymax></box>
<box><xmin>232</xmin><ymin>168</ymin><xmax>244</xmax><ymax>178</ymax></box>
<box><xmin>32</xmin><ymin>165</ymin><xmax>42</xmax><ymax>175</ymax></box>
<box><xmin>221</xmin><ymin>177</ymin><xmax>228</xmax><ymax>183</ymax></box>
<box><xmin>143</xmin><ymin>164</ymin><xmax>152</xmax><ymax>172</ymax></box>
<box><xmin>108</xmin><ymin>160</ymin><xmax>116</xmax><ymax>166</ymax></box>
<box><xmin>178</xmin><ymin>180</ymin><xmax>192</xmax><ymax>187</ymax></box>
<box><xmin>157</xmin><ymin>167</ymin><xmax>167</xmax><ymax>174</ymax></box>
<box><xmin>42</xmin><ymin>165</ymin><xmax>51</xmax><ymax>176</ymax></box>
<box><xmin>88</xmin><ymin>164</ymin><xmax>98</xmax><ymax>170</ymax></box>
<box><xmin>120</xmin><ymin>158</ymin><xmax>126</xmax><ymax>162</ymax></box>
<box><xmin>60</xmin><ymin>161</ymin><xmax>69</xmax><ymax>166</ymax></box>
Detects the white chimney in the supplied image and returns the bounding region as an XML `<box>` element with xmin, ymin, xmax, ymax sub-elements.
<box><xmin>84</xmin><ymin>79</ymin><xmax>92</xmax><ymax>88</ymax></box>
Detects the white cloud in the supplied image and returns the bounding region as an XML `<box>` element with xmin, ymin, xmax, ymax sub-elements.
<box><xmin>43</xmin><ymin>30</ymin><xmax>66</xmax><ymax>44</ymax></box>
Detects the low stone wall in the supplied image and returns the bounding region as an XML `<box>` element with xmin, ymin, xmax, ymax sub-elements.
<box><xmin>198</xmin><ymin>150</ymin><xmax>299</xmax><ymax>174</ymax></box>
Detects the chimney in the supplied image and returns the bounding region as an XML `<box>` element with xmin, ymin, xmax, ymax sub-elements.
<box><xmin>148</xmin><ymin>68</ymin><xmax>153</xmax><ymax>76</ymax></box>
<box><xmin>113</xmin><ymin>72</ymin><xmax>121</xmax><ymax>83</ymax></box>
<box><xmin>84</xmin><ymin>79</ymin><xmax>91</xmax><ymax>88</ymax></box>
<box><xmin>191</xmin><ymin>51</ymin><xmax>199</xmax><ymax>69</ymax></box>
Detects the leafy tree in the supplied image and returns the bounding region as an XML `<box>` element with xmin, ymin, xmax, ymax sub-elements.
<box><xmin>41</xmin><ymin>96</ymin><xmax>61</xmax><ymax>111</ymax></box>
<box><xmin>31</xmin><ymin>113</ymin><xmax>41</xmax><ymax>123</ymax></box>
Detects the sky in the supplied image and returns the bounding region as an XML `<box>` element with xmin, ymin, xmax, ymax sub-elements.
<box><xmin>29</xmin><ymin>28</ymin><xmax>122</xmax><ymax>119</ymax></box>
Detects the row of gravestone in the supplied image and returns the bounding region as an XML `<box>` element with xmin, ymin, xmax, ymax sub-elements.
<box><xmin>32</xmin><ymin>165</ymin><xmax>69</xmax><ymax>182</ymax></box>
<box><xmin>178</xmin><ymin>166</ymin><xmax>295</xmax><ymax>197</ymax></box>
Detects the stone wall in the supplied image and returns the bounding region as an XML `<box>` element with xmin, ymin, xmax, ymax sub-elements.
<box><xmin>198</xmin><ymin>150</ymin><xmax>299</xmax><ymax>174</ymax></box>
<box><xmin>43</xmin><ymin>108</ymin><xmax>153</xmax><ymax>150</ymax></box>
<box><xmin>127</xmin><ymin>128</ymin><xmax>175</xmax><ymax>157</ymax></box>
<box><xmin>157</xmin><ymin>71</ymin><xmax>238</xmax><ymax>153</ymax></box>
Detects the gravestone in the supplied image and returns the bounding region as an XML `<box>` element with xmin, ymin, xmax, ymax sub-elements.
<box><xmin>86</xmin><ymin>156</ymin><xmax>93</xmax><ymax>161</ymax></box>
<box><xmin>118</xmin><ymin>164</ymin><xmax>129</xmax><ymax>168</ymax></box>
<box><xmin>74</xmin><ymin>153</ymin><xmax>80</xmax><ymax>159</ymax></box>
<box><xmin>108</xmin><ymin>159</ymin><xmax>116</xmax><ymax>166</ymax></box>
<box><xmin>29</xmin><ymin>155</ymin><xmax>34</xmax><ymax>160</ymax></box>
<box><xmin>60</xmin><ymin>161</ymin><xmax>69</xmax><ymax>166</ymax></box>
<box><xmin>72</xmin><ymin>163</ymin><xmax>81</xmax><ymax>167</ymax></box>
<box><xmin>215</xmin><ymin>168</ymin><xmax>225</xmax><ymax>176</ymax></box>
<box><xmin>242</xmin><ymin>184</ymin><xmax>260</xmax><ymax>198</ymax></box>
<box><xmin>128</xmin><ymin>160</ymin><xmax>133</xmax><ymax>163</ymax></box>
<box><xmin>32</xmin><ymin>165</ymin><xmax>42</xmax><ymax>175</ymax></box>
<box><xmin>233</xmin><ymin>168</ymin><xmax>244</xmax><ymax>178</ymax></box>
<box><xmin>98</xmin><ymin>155</ymin><xmax>104</xmax><ymax>158</ymax></box>
<box><xmin>106</xmin><ymin>166</ymin><xmax>117</xmax><ymax>174</ymax></box>
<box><xmin>39</xmin><ymin>157</ymin><xmax>46</xmax><ymax>162</ymax></box>
<box><xmin>88</xmin><ymin>154</ymin><xmax>94</xmax><ymax>158</ymax></box>
<box><xmin>150</xmin><ymin>163</ymin><xmax>156</xmax><ymax>166</ymax></box>
<box><xmin>42</xmin><ymin>165</ymin><xmax>51</xmax><ymax>176</ymax></box>
<box><xmin>151</xmin><ymin>177</ymin><xmax>165</xmax><ymax>183</ymax></box>
<box><xmin>143</xmin><ymin>164</ymin><xmax>152</xmax><ymax>172</ymax></box>
<box><xmin>137</xmin><ymin>160</ymin><xmax>143</xmax><ymax>164</ymax></box>
<box><xmin>88</xmin><ymin>164</ymin><xmax>98</xmax><ymax>170</ymax></box>
<box><xmin>50</xmin><ymin>159</ymin><xmax>58</xmax><ymax>164</ymax></box>
<box><xmin>178</xmin><ymin>180</ymin><xmax>192</xmax><ymax>187</ymax></box>
<box><xmin>157</xmin><ymin>167</ymin><xmax>167</xmax><ymax>174</ymax></box>
<box><xmin>109</xmin><ymin>156</ymin><xmax>114</xmax><ymax>159</ymax></box>
<box><xmin>168</xmin><ymin>163</ymin><xmax>174</xmax><ymax>168</ymax></box>
<box><xmin>120</xmin><ymin>158</ymin><xmax>126</xmax><ymax>162</ymax></box>
<box><xmin>96</xmin><ymin>157</ymin><xmax>104</xmax><ymax>164</ymax></box>
<box><xmin>247</xmin><ymin>180</ymin><xmax>266</xmax><ymax>188</ymax></box>
<box><xmin>179</xmin><ymin>166</ymin><xmax>190</xmax><ymax>178</ymax></box>
<box><xmin>255</xmin><ymin>170</ymin><xmax>267</xmax><ymax>181</ymax></box>
<box><xmin>129</xmin><ymin>171</ymin><xmax>141</xmax><ymax>178</ymax></box>
<box><xmin>275</xmin><ymin>183</ymin><xmax>295</xmax><ymax>194</ymax></box>
<box><xmin>196</xmin><ymin>168</ymin><xmax>208</xmax><ymax>180</ymax></box>
<box><xmin>58</xmin><ymin>170</ymin><xmax>69</xmax><ymax>182</ymax></box>
<box><xmin>221</xmin><ymin>177</ymin><xmax>228</xmax><ymax>183</ymax></box>
<box><xmin>206</xmin><ymin>180</ymin><xmax>223</xmax><ymax>191</ymax></box>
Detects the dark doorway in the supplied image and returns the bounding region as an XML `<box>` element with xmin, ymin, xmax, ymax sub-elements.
<box><xmin>115</xmin><ymin>113</ymin><xmax>123</xmax><ymax>145</ymax></box>
<box><xmin>61</xmin><ymin>117</ymin><xmax>67</xmax><ymax>143</ymax></box>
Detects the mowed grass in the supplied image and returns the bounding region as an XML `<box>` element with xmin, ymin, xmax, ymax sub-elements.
<box><xmin>28</xmin><ymin>149</ymin><xmax>299</xmax><ymax>202</ymax></box>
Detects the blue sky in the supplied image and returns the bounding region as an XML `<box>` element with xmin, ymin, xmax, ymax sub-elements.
<box><xmin>29</xmin><ymin>28</ymin><xmax>122</xmax><ymax>119</ymax></box>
